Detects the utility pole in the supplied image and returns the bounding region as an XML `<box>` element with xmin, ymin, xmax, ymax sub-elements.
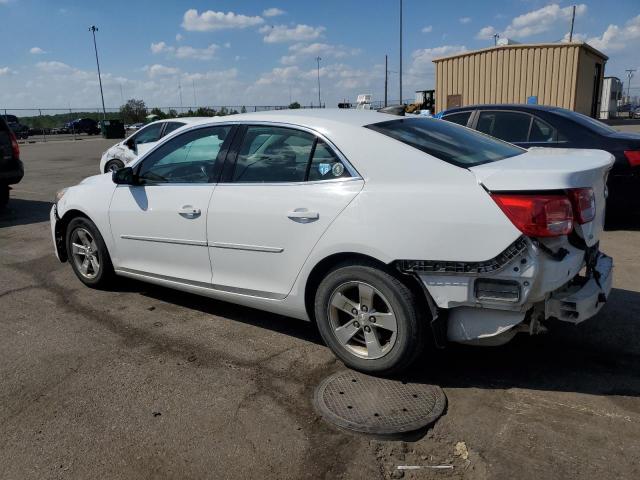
<box><xmin>569</xmin><ymin>4</ymin><xmax>576</xmax><ymax>42</ymax></box>
<box><xmin>192</xmin><ymin>79</ymin><xmax>197</xmax><ymax>107</ymax></box>
<box><xmin>315</xmin><ymin>56</ymin><xmax>322</xmax><ymax>107</ymax></box>
<box><xmin>178</xmin><ymin>79</ymin><xmax>183</xmax><ymax>113</ymax></box>
<box><xmin>399</xmin><ymin>0</ymin><xmax>403</xmax><ymax>104</ymax></box>
<box><xmin>88</xmin><ymin>25</ymin><xmax>106</xmax><ymax>120</ymax></box>
<box><xmin>493</xmin><ymin>33</ymin><xmax>500</xmax><ymax>46</ymax></box>
<box><xmin>384</xmin><ymin>54</ymin><xmax>388</xmax><ymax>107</ymax></box>
<box><xmin>625</xmin><ymin>69</ymin><xmax>636</xmax><ymax>105</ymax></box>
<box><xmin>119</xmin><ymin>83</ymin><xmax>124</xmax><ymax>105</ymax></box>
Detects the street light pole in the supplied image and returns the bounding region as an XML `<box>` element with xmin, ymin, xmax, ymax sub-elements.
<box><xmin>316</xmin><ymin>56</ymin><xmax>322</xmax><ymax>108</ymax></box>
<box><xmin>384</xmin><ymin>54</ymin><xmax>388</xmax><ymax>107</ymax></box>
<box><xmin>88</xmin><ymin>26</ymin><xmax>106</xmax><ymax>120</ymax></box>
<box><xmin>625</xmin><ymin>69</ymin><xmax>636</xmax><ymax>106</ymax></box>
<box><xmin>399</xmin><ymin>0</ymin><xmax>403</xmax><ymax>104</ymax></box>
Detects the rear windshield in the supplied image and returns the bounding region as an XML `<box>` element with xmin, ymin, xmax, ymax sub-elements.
<box><xmin>365</xmin><ymin>117</ymin><xmax>524</xmax><ymax>167</ymax></box>
<box><xmin>552</xmin><ymin>108</ymin><xmax>617</xmax><ymax>135</ymax></box>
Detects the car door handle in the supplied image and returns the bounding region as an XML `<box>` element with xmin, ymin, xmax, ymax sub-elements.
<box><xmin>287</xmin><ymin>209</ymin><xmax>319</xmax><ymax>223</ymax></box>
<box><xmin>178</xmin><ymin>205</ymin><xmax>201</xmax><ymax>218</ymax></box>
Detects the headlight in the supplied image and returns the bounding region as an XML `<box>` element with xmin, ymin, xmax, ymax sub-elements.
<box><xmin>55</xmin><ymin>188</ymin><xmax>68</xmax><ymax>203</ymax></box>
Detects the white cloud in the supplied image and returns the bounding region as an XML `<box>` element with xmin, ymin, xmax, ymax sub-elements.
<box><xmin>145</xmin><ymin>64</ymin><xmax>180</xmax><ymax>78</ymax></box>
<box><xmin>561</xmin><ymin>32</ymin><xmax>587</xmax><ymax>43</ymax></box>
<box><xmin>263</xmin><ymin>7</ymin><xmax>285</xmax><ymax>17</ymax></box>
<box><xmin>29</xmin><ymin>47</ymin><xmax>46</xmax><ymax>55</ymax></box>
<box><xmin>181</xmin><ymin>9</ymin><xmax>264</xmax><ymax>32</ymax></box>
<box><xmin>421</xmin><ymin>25</ymin><xmax>433</xmax><ymax>33</ymax></box>
<box><xmin>502</xmin><ymin>3</ymin><xmax>587</xmax><ymax>39</ymax></box>
<box><xmin>175</xmin><ymin>33</ymin><xmax>183</xmax><ymax>42</ymax></box>
<box><xmin>587</xmin><ymin>15</ymin><xmax>640</xmax><ymax>52</ymax></box>
<box><xmin>280</xmin><ymin>42</ymin><xmax>360</xmax><ymax>65</ymax></box>
<box><xmin>459</xmin><ymin>17</ymin><xmax>472</xmax><ymax>24</ymax></box>
<box><xmin>224</xmin><ymin>42</ymin><xmax>231</xmax><ymax>48</ymax></box>
<box><xmin>408</xmin><ymin>45</ymin><xmax>467</xmax><ymax>78</ymax></box>
<box><xmin>151</xmin><ymin>42</ymin><xmax>219</xmax><ymax>60</ymax></box>
<box><xmin>36</xmin><ymin>61</ymin><xmax>74</xmax><ymax>74</ymax></box>
<box><xmin>476</xmin><ymin>25</ymin><xmax>497</xmax><ymax>40</ymax></box>
<box><xmin>260</xmin><ymin>24</ymin><xmax>325</xmax><ymax>43</ymax></box>
<box><xmin>0</xmin><ymin>67</ymin><xmax>16</xmax><ymax>76</ymax></box>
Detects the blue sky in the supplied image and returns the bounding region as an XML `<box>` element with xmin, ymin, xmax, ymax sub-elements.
<box><xmin>0</xmin><ymin>0</ymin><xmax>638</xmax><ymax>109</ymax></box>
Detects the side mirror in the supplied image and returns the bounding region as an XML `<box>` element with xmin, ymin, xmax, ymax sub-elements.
<box><xmin>125</xmin><ymin>138</ymin><xmax>136</xmax><ymax>151</ymax></box>
<box><xmin>112</xmin><ymin>166</ymin><xmax>136</xmax><ymax>185</ymax></box>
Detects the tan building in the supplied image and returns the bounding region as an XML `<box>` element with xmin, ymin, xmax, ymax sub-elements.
<box><xmin>433</xmin><ymin>42</ymin><xmax>608</xmax><ymax>117</ymax></box>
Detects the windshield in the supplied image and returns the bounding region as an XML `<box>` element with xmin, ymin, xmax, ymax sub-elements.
<box><xmin>552</xmin><ymin>108</ymin><xmax>617</xmax><ymax>135</ymax></box>
<box><xmin>365</xmin><ymin>117</ymin><xmax>524</xmax><ymax>167</ymax></box>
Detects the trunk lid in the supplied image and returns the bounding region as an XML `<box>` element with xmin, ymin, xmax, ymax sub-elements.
<box><xmin>470</xmin><ymin>148</ymin><xmax>614</xmax><ymax>246</ymax></box>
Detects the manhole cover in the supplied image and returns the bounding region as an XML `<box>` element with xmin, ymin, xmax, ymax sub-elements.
<box><xmin>313</xmin><ymin>370</ymin><xmax>446</xmax><ymax>435</ymax></box>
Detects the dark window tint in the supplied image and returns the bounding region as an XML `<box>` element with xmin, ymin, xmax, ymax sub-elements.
<box><xmin>162</xmin><ymin>121</ymin><xmax>185</xmax><ymax>137</ymax></box>
<box><xmin>308</xmin><ymin>140</ymin><xmax>350</xmax><ymax>181</ymax></box>
<box><xmin>366</xmin><ymin>117</ymin><xmax>524</xmax><ymax>167</ymax></box>
<box><xmin>552</xmin><ymin>108</ymin><xmax>616</xmax><ymax>135</ymax></box>
<box><xmin>476</xmin><ymin>111</ymin><xmax>532</xmax><ymax>143</ymax></box>
<box><xmin>232</xmin><ymin>126</ymin><xmax>315</xmax><ymax>183</ymax></box>
<box><xmin>137</xmin><ymin>126</ymin><xmax>231</xmax><ymax>184</ymax></box>
<box><xmin>529</xmin><ymin>118</ymin><xmax>557</xmax><ymax>142</ymax></box>
<box><xmin>443</xmin><ymin>111</ymin><xmax>471</xmax><ymax>127</ymax></box>
<box><xmin>134</xmin><ymin>123</ymin><xmax>163</xmax><ymax>145</ymax></box>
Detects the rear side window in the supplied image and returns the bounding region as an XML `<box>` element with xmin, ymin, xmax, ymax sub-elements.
<box><xmin>308</xmin><ymin>140</ymin><xmax>350</xmax><ymax>181</ymax></box>
<box><xmin>366</xmin><ymin>118</ymin><xmax>524</xmax><ymax>167</ymax></box>
<box><xmin>442</xmin><ymin>111</ymin><xmax>472</xmax><ymax>127</ymax></box>
<box><xmin>162</xmin><ymin>121</ymin><xmax>185</xmax><ymax>137</ymax></box>
<box><xmin>476</xmin><ymin>111</ymin><xmax>532</xmax><ymax>143</ymax></box>
<box><xmin>529</xmin><ymin>118</ymin><xmax>557</xmax><ymax>142</ymax></box>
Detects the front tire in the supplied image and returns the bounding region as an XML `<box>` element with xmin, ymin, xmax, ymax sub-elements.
<box><xmin>65</xmin><ymin>217</ymin><xmax>114</xmax><ymax>288</ymax></box>
<box><xmin>314</xmin><ymin>262</ymin><xmax>424</xmax><ymax>375</ymax></box>
<box><xmin>104</xmin><ymin>159</ymin><xmax>124</xmax><ymax>173</ymax></box>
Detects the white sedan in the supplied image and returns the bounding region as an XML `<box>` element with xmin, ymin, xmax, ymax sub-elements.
<box><xmin>52</xmin><ymin>110</ymin><xmax>614</xmax><ymax>374</ymax></box>
<box><xmin>99</xmin><ymin>118</ymin><xmax>206</xmax><ymax>173</ymax></box>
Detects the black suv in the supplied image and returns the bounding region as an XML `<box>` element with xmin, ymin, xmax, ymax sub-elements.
<box><xmin>1</xmin><ymin>114</ymin><xmax>29</xmax><ymax>139</ymax></box>
<box><xmin>69</xmin><ymin>118</ymin><xmax>101</xmax><ymax>135</ymax></box>
<box><xmin>0</xmin><ymin>115</ymin><xmax>24</xmax><ymax>208</ymax></box>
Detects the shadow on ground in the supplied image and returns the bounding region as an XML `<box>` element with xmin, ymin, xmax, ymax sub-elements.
<box><xmin>109</xmin><ymin>276</ymin><xmax>640</xmax><ymax>398</ymax></box>
<box><xmin>0</xmin><ymin>199</ymin><xmax>52</xmax><ymax>228</ymax></box>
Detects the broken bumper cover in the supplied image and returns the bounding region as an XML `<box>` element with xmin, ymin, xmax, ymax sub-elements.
<box><xmin>545</xmin><ymin>253</ymin><xmax>613</xmax><ymax>324</ymax></box>
<box><xmin>50</xmin><ymin>204</ymin><xmax>62</xmax><ymax>261</ymax></box>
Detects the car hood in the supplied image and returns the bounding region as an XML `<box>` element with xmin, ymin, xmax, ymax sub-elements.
<box><xmin>80</xmin><ymin>173</ymin><xmax>113</xmax><ymax>185</ymax></box>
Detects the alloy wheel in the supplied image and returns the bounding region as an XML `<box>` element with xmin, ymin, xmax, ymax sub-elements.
<box><xmin>70</xmin><ymin>227</ymin><xmax>100</xmax><ymax>279</ymax></box>
<box><xmin>327</xmin><ymin>281</ymin><xmax>398</xmax><ymax>360</ymax></box>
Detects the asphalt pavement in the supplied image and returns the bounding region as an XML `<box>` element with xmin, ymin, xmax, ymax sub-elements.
<box><xmin>1</xmin><ymin>137</ymin><xmax>639</xmax><ymax>479</ymax></box>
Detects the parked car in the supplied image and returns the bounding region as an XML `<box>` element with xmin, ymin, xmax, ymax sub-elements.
<box><xmin>633</xmin><ymin>107</ymin><xmax>640</xmax><ymax>119</ymax></box>
<box><xmin>128</xmin><ymin>123</ymin><xmax>144</xmax><ymax>131</ymax></box>
<box><xmin>438</xmin><ymin>104</ymin><xmax>640</xmax><ymax>215</ymax></box>
<box><xmin>1</xmin><ymin>114</ymin><xmax>29</xmax><ymax>139</ymax></box>
<box><xmin>99</xmin><ymin>118</ymin><xmax>206</xmax><ymax>173</ymax></box>
<box><xmin>68</xmin><ymin>118</ymin><xmax>101</xmax><ymax>135</ymax></box>
<box><xmin>0</xmin><ymin>115</ymin><xmax>24</xmax><ymax>208</ymax></box>
<box><xmin>51</xmin><ymin>110</ymin><xmax>613</xmax><ymax>374</ymax></box>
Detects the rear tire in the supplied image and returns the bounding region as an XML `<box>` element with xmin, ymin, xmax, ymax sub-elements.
<box><xmin>104</xmin><ymin>159</ymin><xmax>125</xmax><ymax>173</ymax></box>
<box><xmin>65</xmin><ymin>217</ymin><xmax>114</xmax><ymax>288</ymax></box>
<box><xmin>314</xmin><ymin>262</ymin><xmax>424</xmax><ymax>375</ymax></box>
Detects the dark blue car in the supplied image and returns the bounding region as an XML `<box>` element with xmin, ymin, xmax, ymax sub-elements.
<box><xmin>439</xmin><ymin>104</ymin><xmax>640</xmax><ymax>216</ymax></box>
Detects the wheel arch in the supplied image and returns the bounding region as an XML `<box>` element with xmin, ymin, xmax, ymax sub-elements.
<box><xmin>54</xmin><ymin>208</ymin><xmax>92</xmax><ymax>262</ymax></box>
<box><xmin>303</xmin><ymin>252</ymin><xmax>434</xmax><ymax>329</ymax></box>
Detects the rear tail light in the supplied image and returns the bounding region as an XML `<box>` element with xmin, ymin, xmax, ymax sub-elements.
<box><xmin>491</xmin><ymin>193</ymin><xmax>573</xmax><ymax>237</ymax></box>
<box><xmin>624</xmin><ymin>150</ymin><xmax>640</xmax><ymax>167</ymax></box>
<box><xmin>9</xmin><ymin>130</ymin><xmax>20</xmax><ymax>159</ymax></box>
<box><xmin>567</xmin><ymin>188</ymin><xmax>595</xmax><ymax>224</ymax></box>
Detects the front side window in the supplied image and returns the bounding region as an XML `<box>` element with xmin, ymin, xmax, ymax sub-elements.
<box><xmin>476</xmin><ymin>111</ymin><xmax>532</xmax><ymax>143</ymax></box>
<box><xmin>137</xmin><ymin>126</ymin><xmax>231</xmax><ymax>184</ymax></box>
<box><xmin>442</xmin><ymin>111</ymin><xmax>472</xmax><ymax>127</ymax></box>
<box><xmin>232</xmin><ymin>126</ymin><xmax>315</xmax><ymax>183</ymax></box>
<box><xmin>133</xmin><ymin>123</ymin><xmax>163</xmax><ymax>145</ymax></box>
<box><xmin>366</xmin><ymin>117</ymin><xmax>524</xmax><ymax>168</ymax></box>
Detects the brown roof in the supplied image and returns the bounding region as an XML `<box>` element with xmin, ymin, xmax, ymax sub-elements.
<box><xmin>432</xmin><ymin>42</ymin><xmax>608</xmax><ymax>63</ymax></box>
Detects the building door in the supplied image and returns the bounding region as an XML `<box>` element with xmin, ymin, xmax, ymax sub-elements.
<box><xmin>590</xmin><ymin>63</ymin><xmax>602</xmax><ymax>118</ymax></box>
